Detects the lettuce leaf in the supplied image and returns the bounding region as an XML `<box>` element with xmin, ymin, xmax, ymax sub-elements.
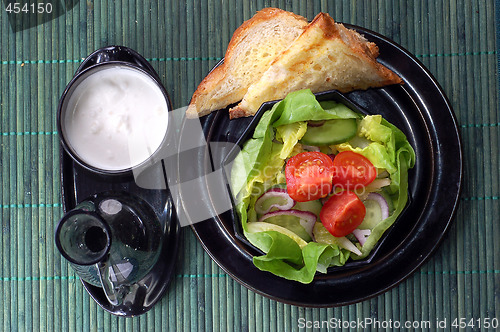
<box><xmin>275</xmin><ymin>121</ymin><xmax>307</xmax><ymax>159</ymax></box>
<box><xmin>229</xmin><ymin>102</ymin><xmax>285</xmax><ymax>210</ymax></box>
<box><xmin>272</xmin><ymin>89</ymin><xmax>359</xmax><ymax>127</ymax></box>
<box><xmin>250</xmin><ymin>233</ymin><xmax>344</xmax><ymax>284</ymax></box>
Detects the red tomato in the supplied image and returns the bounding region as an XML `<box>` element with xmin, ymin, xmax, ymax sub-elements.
<box><xmin>332</xmin><ymin>151</ymin><xmax>377</xmax><ymax>190</ymax></box>
<box><xmin>320</xmin><ymin>191</ymin><xmax>366</xmax><ymax>237</ymax></box>
<box><xmin>285</xmin><ymin>151</ymin><xmax>334</xmax><ymax>202</ymax></box>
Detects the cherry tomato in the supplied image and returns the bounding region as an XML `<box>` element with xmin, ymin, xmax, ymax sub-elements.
<box><xmin>285</xmin><ymin>151</ymin><xmax>334</xmax><ymax>202</ymax></box>
<box><xmin>320</xmin><ymin>190</ymin><xmax>366</xmax><ymax>237</ymax></box>
<box><xmin>332</xmin><ymin>151</ymin><xmax>377</xmax><ymax>190</ymax></box>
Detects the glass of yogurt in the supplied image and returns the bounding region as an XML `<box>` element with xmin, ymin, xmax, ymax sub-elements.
<box><xmin>58</xmin><ymin>49</ymin><xmax>171</xmax><ymax>176</ymax></box>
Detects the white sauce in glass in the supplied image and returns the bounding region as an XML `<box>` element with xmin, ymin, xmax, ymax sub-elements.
<box><xmin>64</xmin><ymin>66</ymin><xmax>169</xmax><ymax>171</ymax></box>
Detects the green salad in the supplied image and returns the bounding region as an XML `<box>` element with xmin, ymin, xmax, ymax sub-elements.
<box><xmin>230</xmin><ymin>89</ymin><xmax>415</xmax><ymax>283</ymax></box>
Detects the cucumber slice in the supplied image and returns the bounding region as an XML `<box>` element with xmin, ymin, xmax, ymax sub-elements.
<box><xmin>359</xmin><ymin>192</ymin><xmax>391</xmax><ymax>229</ymax></box>
<box><xmin>359</xmin><ymin>199</ymin><xmax>383</xmax><ymax>230</ymax></box>
<box><xmin>293</xmin><ymin>200</ymin><xmax>323</xmax><ymax>219</ymax></box>
<box><xmin>300</xmin><ymin>119</ymin><xmax>357</xmax><ymax>146</ymax></box>
<box><xmin>256</xmin><ymin>215</ymin><xmax>313</xmax><ymax>242</ymax></box>
<box><xmin>246</xmin><ymin>222</ymin><xmax>308</xmax><ymax>249</ymax></box>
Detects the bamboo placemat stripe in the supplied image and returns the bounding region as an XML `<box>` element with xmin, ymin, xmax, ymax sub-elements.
<box><xmin>0</xmin><ymin>0</ymin><xmax>498</xmax><ymax>331</ymax></box>
<box><xmin>1</xmin><ymin>267</ymin><xmax>498</xmax><ymax>283</ymax></box>
<box><xmin>3</xmin><ymin>51</ymin><xmax>498</xmax><ymax>67</ymax></box>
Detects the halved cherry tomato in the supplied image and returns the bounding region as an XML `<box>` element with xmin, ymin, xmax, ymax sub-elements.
<box><xmin>332</xmin><ymin>151</ymin><xmax>377</xmax><ymax>190</ymax></box>
<box><xmin>285</xmin><ymin>151</ymin><xmax>334</xmax><ymax>202</ymax></box>
<box><xmin>320</xmin><ymin>190</ymin><xmax>366</xmax><ymax>237</ymax></box>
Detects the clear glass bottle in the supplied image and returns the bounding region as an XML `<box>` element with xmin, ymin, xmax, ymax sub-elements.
<box><xmin>55</xmin><ymin>192</ymin><xmax>163</xmax><ymax>305</ymax></box>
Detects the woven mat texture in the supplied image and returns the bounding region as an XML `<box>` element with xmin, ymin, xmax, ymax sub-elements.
<box><xmin>0</xmin><ymin>0</ymin><xmax>499</xmax><ymax>331</ymax></box>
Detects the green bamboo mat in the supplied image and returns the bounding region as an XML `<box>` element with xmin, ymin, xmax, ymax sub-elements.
<box><xmin>0</xmin><ymin>0</ymin><xmax>498</xmax><ymax>331</ymax></box>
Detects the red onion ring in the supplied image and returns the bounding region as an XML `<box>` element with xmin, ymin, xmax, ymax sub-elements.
<box><xmin>255</xmin><ymin>188</ymin><xmax>295</xmax><ymax>215</ymax></box>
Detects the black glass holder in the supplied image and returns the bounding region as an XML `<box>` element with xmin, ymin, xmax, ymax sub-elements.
<box><xmin>57</xmin><ymin>46</ymin><xmax>181</xmax><ymax>317</ymax></box>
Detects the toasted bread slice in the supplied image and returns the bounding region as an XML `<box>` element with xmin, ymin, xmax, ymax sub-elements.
<box><xmin>229</xmin><ymin>12</ymin><xmax>402</xmax><ymax>118</ymax></box>
<box><xmin>185</xmin><ymin>8</ymin><xmax>307</xmax><ymax>118</ymax></box>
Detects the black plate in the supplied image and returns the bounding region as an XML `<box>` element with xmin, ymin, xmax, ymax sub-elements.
<box><xmin>179</xmin><ymin>25</ymin><xmax>462</xmax><ymax>307</ymax></box>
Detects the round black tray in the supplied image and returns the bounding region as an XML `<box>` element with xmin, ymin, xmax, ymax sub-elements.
<box><xmin>179</xmin><ymin>25</ymin><xmax>462</xmax><ymax>307</ymax></box>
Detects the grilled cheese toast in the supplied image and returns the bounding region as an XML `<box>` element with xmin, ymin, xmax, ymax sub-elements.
<box><xmin>229</xmin><ymin>12</ymin><xmax>402</xmax><ymax>118</ymax></box>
